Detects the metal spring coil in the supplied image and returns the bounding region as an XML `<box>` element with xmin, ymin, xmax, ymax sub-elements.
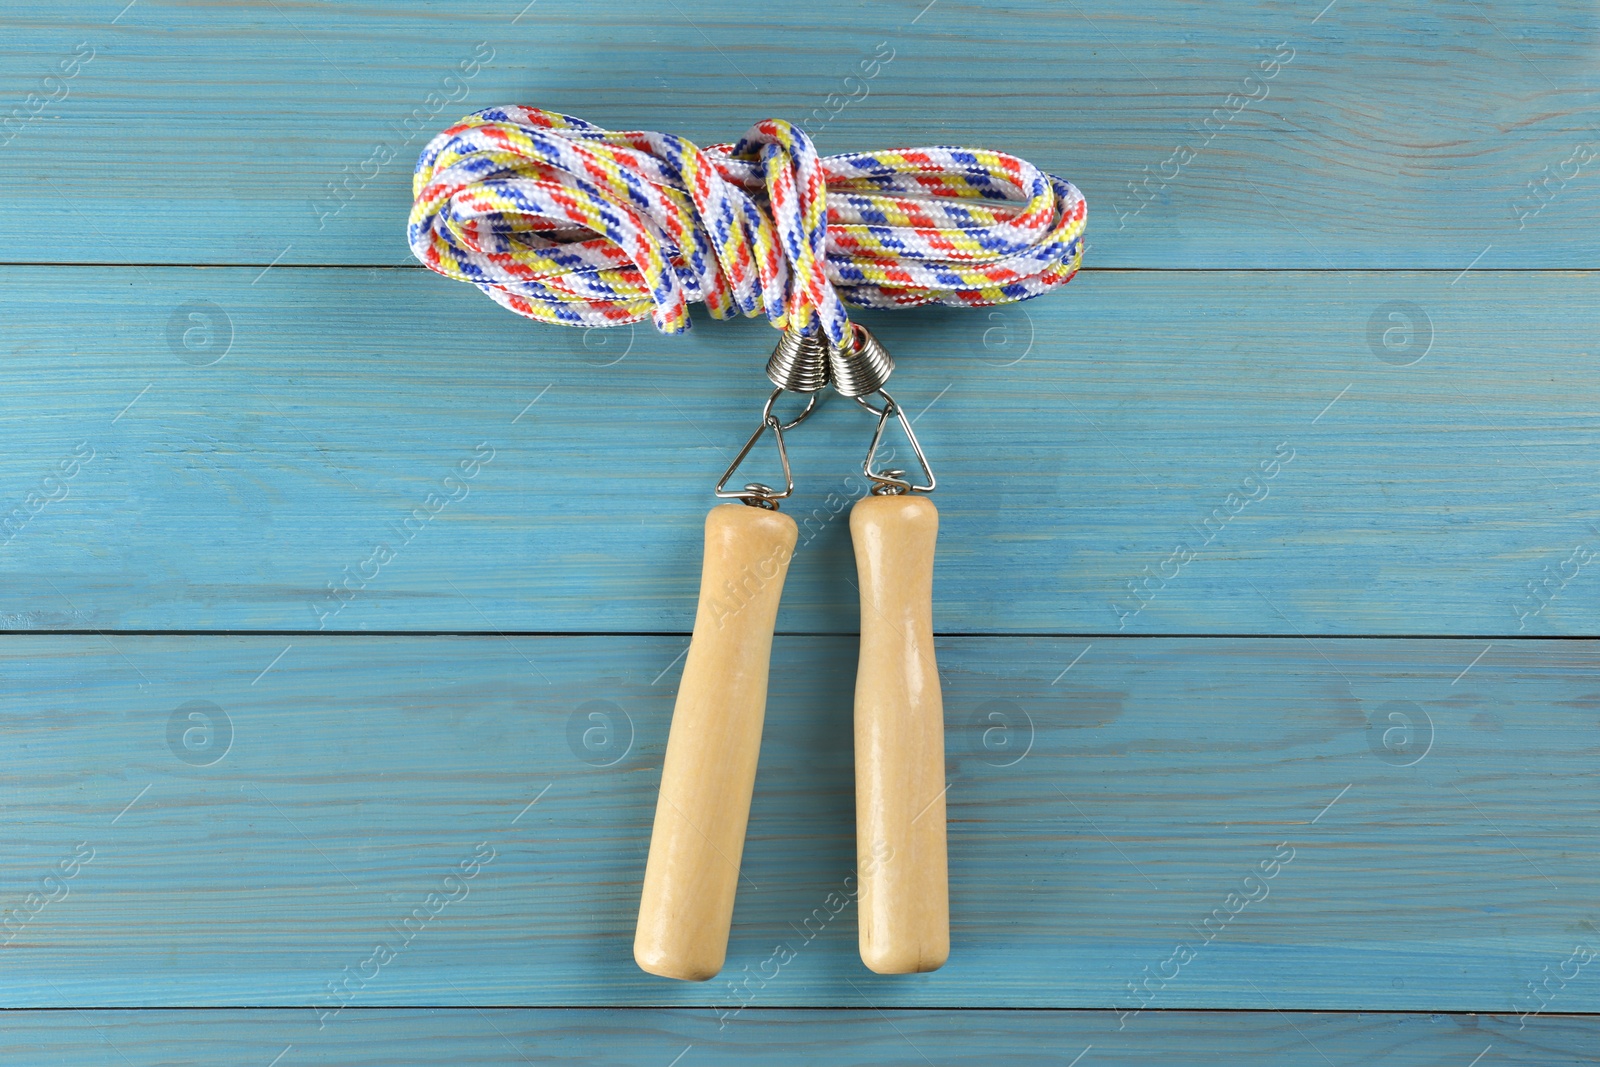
<box><xmin>826</xmin><ymin>323</ymin><xmax>894</xmax><ymax>398</ymax></box>
<box><xmin>766</xmin><ymin>329</ymin><xmax>831</xmax><ymax>392</ymax></box>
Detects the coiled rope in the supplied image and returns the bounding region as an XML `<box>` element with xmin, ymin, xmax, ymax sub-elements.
<box><xmin>408</xmin><ymin>106</ymin><xmax>1085</xmax><ymax>344</ymax></box>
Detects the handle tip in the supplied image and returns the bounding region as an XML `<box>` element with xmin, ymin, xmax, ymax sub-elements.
<box><xmin>860</xmin><ymin>939</ymin><xmax>949</xmax><ymax>975</ymax></box>
<box><xmin>634</xmin><ymin>940</ymin><xmax>723</xmax><ymax>982</ymax></box>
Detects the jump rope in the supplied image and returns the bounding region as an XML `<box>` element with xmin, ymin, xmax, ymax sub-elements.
<box><xmin>410</xmin><ymin>105</ymin><xmax>1086</xmax><ymax>979</ymax></box>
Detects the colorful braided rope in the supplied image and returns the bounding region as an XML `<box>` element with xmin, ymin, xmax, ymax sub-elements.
<box><xmin>409</xmin><ymin>106</ymin><xmax>1085</xmax><ymax>344</ymax></box>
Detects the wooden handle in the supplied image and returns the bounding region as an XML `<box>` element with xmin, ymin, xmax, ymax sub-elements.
<box><xmin>850</xmin><ymin>494</ymin><xmax>949</xmax><ymax>974</ymax></box>
<box><xmin>635</xmin><ymin>503</ymin><xmax>797</xmax><ymax>981</ymax></box>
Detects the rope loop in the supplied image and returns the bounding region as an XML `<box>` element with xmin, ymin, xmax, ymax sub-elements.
<box><xmin>408</xmin><ymin>106</ymin><xmax>1085</xmax><ymax>343</ymax></box>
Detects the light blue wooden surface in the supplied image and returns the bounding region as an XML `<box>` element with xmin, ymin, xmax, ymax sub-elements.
<box><xmin>5</xmin><ymin>636</ymin><xmax>1600</xmax><ymax>1013</ymax></box>
<box><xmin>3</xmin><ymin>0</ymin><xmax>1598</xmax><ymax>1063</ymax></box>
<box><xmin>0</xmin><ymin>0</ymin><xmax>1597</xmax><ymax>268</ymax></box>
<box><xmin>3</xmin><ymin>267</ymin><xmax>1599</xmax><ymax>634</ymax></box>
<box><xmin>0</xmin><ymin>1009</ymin><xmax>1594</xmax><ymax>1066</ymax></box>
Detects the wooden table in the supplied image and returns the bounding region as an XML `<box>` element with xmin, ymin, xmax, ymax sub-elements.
<box><xmin>2</xmin><ymin>1</ymin><xmax>1597</xmax><ymax>1062</ymax></box>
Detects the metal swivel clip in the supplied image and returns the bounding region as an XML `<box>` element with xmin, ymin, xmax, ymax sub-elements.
<box><xmin>715</xmin><ymin>323</ymin><xmax>935</xmax><ymax>506</ymax></box>
<box><xmin>713</xmin><ymin>330</ymin><xmax>826</xmax><ymax>508</ymax></box>
<box><xmin>827</xmin><ymin>323</ymin><xmax>936</xmax><ymax>496</ymax></box>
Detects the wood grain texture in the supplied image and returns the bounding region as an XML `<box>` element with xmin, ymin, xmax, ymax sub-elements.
<box><xmin>3</xmin><ymin>267</ymin><xmax>1599</xmax><ymax>634</ymax></box>
<box><xmin>637</xmin><ymin>505</ymin><xmax>796</xmax><ymax>982</ymax></box>
<box><xmin>0</xmin><ymin>1</ymin><xmax>1595</xmax><ymax>268</ymax></box>
<box><xmin>0</xmin><ymin>1008</ymin><xmax>1593</xmax><ymax>1066</ymax></box>
<box><xmin>851</xmin><ymin>495</ymin><xmax>948</xmax><ymax>974</ymax></box>
<box><xmin>5</xmin><ymin>634</ymin><xmax>1599</xmax><ymax>1011</ymax></box>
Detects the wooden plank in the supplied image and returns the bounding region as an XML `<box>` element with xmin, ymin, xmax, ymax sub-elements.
<box><xmin>0</xmin><ymin>0</ymin><xmax>1596</xmax><ymax>268</ymax></box>
<box><xmin>3</xmin><ymin>266</ymin><xmax>1598</xmax><ymax>634</ymax></box>
<box><xmin>0</xmin><ymin>1008</ymin><xmax>1593</xmax><ymax>1066</ymax></box>
<box><xmin>5</xmin><ymin>634</ymin><xmax>1599</xmax><ymax>1010</ymax></box>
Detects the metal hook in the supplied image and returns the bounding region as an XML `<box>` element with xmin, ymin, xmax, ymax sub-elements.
<box><xmin>715</xmin><ymin>399</ymin><xmax>795</xmax><ymax>507</ymax></box>
<box><xmin>859</xmin><ymin>389</ymin><xmax>936</xmax><ymax>494</ymax></box>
